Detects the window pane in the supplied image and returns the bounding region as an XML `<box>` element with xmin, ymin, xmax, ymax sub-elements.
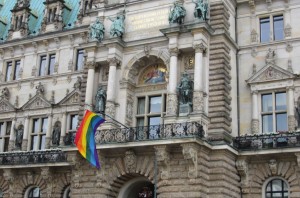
<box><xmin>273</xmin><ymin>193</ymin><xmax>282</xmax><ymax>198</ymax></box>
<box><xmin>275</xmin><ymin>93</ymin><xmax>286</xmax><ymax>111</ymax></box>
<box><xmin>137</xmin><ymin>98</ymin><xmax>145</xmax><ymax>114</ymax></box>
<box><xmin>31</xmin><ymin>135</ymin><xmax>38</xmax><ymax>150</ymax></box>
<box><xmin>3</xmin><ymin>137</ymin><xmax>9</xmax><ymax>152</ymax></box>
<box><xmin>262</xmin><ymin>94</ymin><xmax>273</xmax><ymax>112</ymax></box>
<box><xmin>266</xmin><ymin>193</ymin><xmax>272</xmax><ymax>198</ymax></box>
<box><xmin>48</xmin><ymin>54</ymin><xmax>56</xmax><ymax>75</ymax></box>
<box><xmin>0</xmin><ymin>122</ymin><xmax>4</xmax><ymax>136</ymax></box>
<box><xmin>6</xmin><ymin>122</ymin><xmax>11</xmax><ymax>135</ymax></box>
<box><xmin>274</xmin><ymin>15</ymin><xmax>284</xmax><ymax>41</ymax></box>
<box><xmin>272</xmin><ymin>179</ymin><xmax>283</xmax><ymax>191</ymax></box>
<box><xmin>70</xmin><ymin>115</ymin><xmax>78</xmax><ymax>130</ymax></box>
<box><xmin>260</xmin><ymin>17</ymin><xmax>270</xmax><ymax>43</ymax></box>
<box><xmin>276</xmin><ymin>113</ymin><xmax>287</xmax><ymax>131</ymax></box>
<box><xmin>33</xmin><ymin>119</ymin><xmax>39</xmax><ymax>133</ymax></box>
<box><xmin>39</xmin><ymin>56</ymin><xmax>47</xmax><ymax>76</ymax></box>
<box><xmin>266</xmin><ymin>182</ymin><xmax>272</xmax><ymax>192</ymax></box>
<box><xmin>40</xmin><ymin>135</ymin><xmax>46</xmax><ymax>150</ymax></box>
<box><xmin>263</xmin><ymin>114</ymin><xmax>273</xmax><ymax>133</ymax></box>
<box><xmin>41</xmin><ymin>118</ymin><xmax>48</xmax><ymax>133</ymax></box>
<box><xmin>76</xmin><ymin>49</ymin><xmax>84</xmax><ymax>71</ymax></box>
<box><xmin>137</xmin><ymin>118</ymin><xmax>144</xmax><ymax>127</ymax></box>
<box><xmin>149</xmin><ymin>96</ymin><xmax>162</xmax><ymax>113</ymax></box>
<box><xmin>14</xmin><ymin>60</ymin><xmax>21</xmax><ymax>80</ymax></box>
<box><xmin>149</xmin><ymin>117</ymin><xmax>160</xmax><ymax>126</ymax></box>
<box><xmin>5</xmin><ymin>62</ymin><xmax>12</xmax><ymax>81</ymax></box>
<box><xmin>31</xmin><ymin>187</ymin><xmax>40</xmax><ymax>198</ymax></box>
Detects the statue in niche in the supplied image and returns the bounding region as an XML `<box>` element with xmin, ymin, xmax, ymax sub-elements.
<box><xmin>193</xmin><ymin>0</ymin><xmax>209</xmax><ymax>21</ymax></box>
<box><xmin>95</xmin><ymin>87</ymin><xmax>106</xmax><ymax>113</ymax></box>
<box><xmin>89</xmin><ymin>17</ymin><xmax>105</xmax><ymax>42</ymax></box>
<box><xmin>52</xmin><ymin>122</ymin><xmax>61</xmax><ymax>146</ymax></box>
<box><xmin>108</xmin><ymin>11</ymin><xmax>125</xmax><ymax>38</ymax></box>
<box><xmin>73</xmin><ymin>76</ymin><xmax>82</xmax><ymax>90</ymax></box>
<box><xmin>15</xmin><ymin>125</ymin><xmax>24</xmax><ymax>149</ymax></box>
<box><xmin>169</xmin><ymin>1</ymin><xmax>186</xmax><ymax>24</ymax></box>
<box><xmin>266</xmin><ymin>48</ymin><xmax>276</xmax><ymax>65</ymax></box>
<box><xmin>1</xmin><ymin>87</ymin><xmax>9</xmax><ymax>100</ymax></box>
<box><xmin>177</xmin><ymin>73</ymin><xmax>193</xmax><ymax>105</ymax></box>
<box><xmin>36</xmin><ymin>82</ymin><xmax>44</xmax><ymax>95</ymax></box>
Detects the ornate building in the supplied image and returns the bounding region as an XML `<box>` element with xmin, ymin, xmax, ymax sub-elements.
<box><xmin>0</xmin><ymin>0</ymin><xmax>299</xmax><ymax>197</ymax></box>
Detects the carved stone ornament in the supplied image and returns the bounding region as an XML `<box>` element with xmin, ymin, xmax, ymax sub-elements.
<box><xmin>1</xmin><ymin>87</ymin><xmax>10</xmax><ymax>100</ymax></box>
<box><xmin>284</xmin><ymin>24</ymin><xmax>292</xmax><ymax>38</ymax></box>
<box><xmin>184</xmin><ymin>55</ymin><xmax>195</xmax><ymax>70</ymax></box>
<box><xmin>193</xmin><ymin>91</ymin><xmax>204</xmax><ymax>113</ymax></box>
<box><xmin>144</xmin><ymin>45</ymin><xmax>152</xmax><ymax>57</ymax></box>
<box><xmin>86</xmin><ymin>61</ymin><xmax>96</xmax><ymax>69</ymax></box>
<box><xmin>35</xmin><ymin>82</ymin><xmax>45</xmax><ymax>95</ymax></box>
<box><xmin>124</xmin><ymin>150</ymin><xmax>137</xmax><ymax>173</ymax></box>
<box><xmin>286</xmin><ymin>42</ymin><xmax>293</xmax><ymax>52</ymax></box>
<box><xmin>236</xmin><ymin>157</ymin><xmax>248</xmax><ymax>186</ymax></box>
<box><xmin>251</xmin><ymin>29</ymin><xmax>257</xmax><ymax>43</ymax></box>
<box><xmin>169</xmin><ymin>47</ymin><xmax>179</xmax><ymax>57</ymax></box>
<box><xmin>181</xmin><ymin>143</ymin><xmax>198</xmax><ymax>179</ymax></box>
<box><xmin>166</xmin><ymin>94</ymin><xmax>178</xmax><ymax>116</ymax></box>
<box><xmin>249</xmin><ymin>0</ymin><xmax>255</xmax><ymax>13</ymax></box>
<box><xmin>154</xmin><ymin>145</ymin><xmax>170</xmax><ymax>180</ymax></box>
<box><xmin>265</xmin><ymin>48</ymin><xmax>276</xmax><ymax>66</ymax></box>
<box><xmin>73</xmin><ymin>76</ymin><xmax>82</xmax><ymax>90</ymax></box>
<box><xmin>295</xmin><ymin>153</ymin><xmax>300</xmax><ymax>168</ymax></box>
<box><xmin>107</xmin><ymin>57</ymin><xmax>121</xmax><ymax>67</ymax></box>
<box><xmin>288</xmin><ymin>115</ymin><xmax>296</xmax><ymax>131</ymax></box>
<box><xmin>251</xmin><ymin>47</ymin><xmax>257</xmax><ymax>57</ymax></box>
<box><xmin>268</xmin><ymin>159</ymin><xmax>277</xmax><ymax>175</ymax></box>
<box><xmin>251</xmin><ymin>119</ymin><xmax>259</xmax><ymax>134</ymax></box>
<box><xmin>105</xmin><ymin>101</ymin><xmax>115</xmax><ymax>118</ymax></box>
<box><xmin>193</xmin><ymin>43</ymin><xmax>206</xmax><ymax>53</ymax></box>
<box><xmin>3</xmin><ymin>169</ymin><xmax>14</xmax><ymax>183</ymax></box>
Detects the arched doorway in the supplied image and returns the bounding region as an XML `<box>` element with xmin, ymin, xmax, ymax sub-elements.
<box><xmin>117</xmin><ymin>177</ymin><xmax>155</xmax><ymax>198</ymax></box>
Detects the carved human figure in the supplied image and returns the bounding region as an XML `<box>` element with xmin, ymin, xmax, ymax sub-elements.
<box><xmin>1</xmin><ymin>87</ymin><xmax>9</xmax><ymax>99</ymax></box>
<box><xmin>89</xmin><ymin>17</ymin><xmax>105</xmax><ymax>42</ymax></box>
<box><xmin>177</xmin><ymin>73</ymin><xmax>193</xmax><ymax>105</ymax></box>
<box><xmin>15</xmin><ymin>125</ymin><xmax>24</xmax><ymax>149</ymax></box>
<box><xmin>95</xmin><ymin>87</ymin><xmax>106</xmax><ymax>113</ymax></box>
<box><xmin>52</xmin><ymin>122</ymin><xmax>61</xmax><ymax>146</ymax></box>
<box><xmin>108</xmin><ymin>12</ymin><xmax>125</xmax><ymax>38</ymax></box>
<box><xmin>169</xmin><ymin>1</ymin><xmax>186</xmax><ymax>24</ymax></box>
<box><xmin>192</xmin><ymin>0</ymin><xmax>209</xmax><ymax>21</ymax></box>
<box><xmin>73</xmin><ymin>76</ymin><xmax>82</xmax><ymax>90</ymax></box>
<box><xmin>36</xmin><ymin>82</ymin><xmax>44</xmax><ymax>95</ymax></box>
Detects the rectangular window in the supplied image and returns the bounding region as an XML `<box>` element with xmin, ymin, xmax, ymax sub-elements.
<box><xmin>261</xmin><ymin>92</ymin><xmax>287</xmax><ymax>133</ymax></box>
<box><xmin>5</xmin><ymin>62</ymin><xmax>12</xmax><ymax>81</ymax></box>
<box><xmin>273</xmin><ymin>15</ymin><xmax>284</xmax><ymax>41</ymax></box>
<box><xmin>48</xmin><ymin>54</ymin><xmax>56</xmax><ymax>75</ymax></box>
<box><xmin>13</xmin><ymin>60</ymin><xmax>20</xmax><ymax>80</ymax></box>
<box><xmin>70</xmin><ymin>114</ymin><xmax>78</xmax><ymax>131</ymax></box>
<box><xmin>260</xmin><ymin>17</ymin><xmax>270</xmax><ymax>43</ymax></box>
<box><xmin>0</xmin><ymin>121</ymin><xmax>11</xmax><ymax>152</ymax></box>
<box><xmin>39</xmin><ymin>55</ymin><xmax>47</xmax><ymax>76</ymax></box>
<box><xmin>30</xmin><ymin>118</ymin><xmax>47</xmax><ymax>150</ymax></box>
<box><xmin>75</xmin><ymin>49</ymin><xmax>84</xmax><ymax>71</ymax></box>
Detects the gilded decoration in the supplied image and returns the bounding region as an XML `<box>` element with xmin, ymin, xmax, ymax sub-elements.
<box><xmin>184</xmin><ymin>55</ymin><xmax>195</xmax><ymax>70</ymax></box>
<box><xmin>138</xmin><ymin>64</ymin><xmax>167</xmax><ymax>85</ymax></box>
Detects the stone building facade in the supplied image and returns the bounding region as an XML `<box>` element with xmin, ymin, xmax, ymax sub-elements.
<box><xmin>0</xmin><ymin>0</ymin><xmax>299</xmax><ymax>198</ymax></box>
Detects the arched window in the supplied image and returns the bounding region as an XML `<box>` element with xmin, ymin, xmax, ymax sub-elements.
<box><xmin>62</xmin><ymin>185</ymin><xmax>70</xmax><ymax>198</ymax></box>
<box><xmin>265</xmin><ymin>179</ymin><xmax>289</xmax><ymax>198</ymax></box>
<box><xmin>27</xmin><ymin>187</ymin><xmax>40</xmax><ymax>198</ymax></box>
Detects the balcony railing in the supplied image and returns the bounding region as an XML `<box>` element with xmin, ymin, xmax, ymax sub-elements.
<box><xmin>233</xmin><ymin>132</ymin><xmax>300</xmax><ymax>150</ymax></box>
<box><xmin>0</xmin><ymin>149</ymin><xmax>67</xmax><ymax>166</ymax></box>
<box><xmin>63</xmin><ymin>122</ymin><xmax>204</xmax><ymax>145</ymax></box>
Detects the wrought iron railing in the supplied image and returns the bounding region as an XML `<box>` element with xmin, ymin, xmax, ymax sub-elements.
<box><xmin>63</xmin><ymin>122</ymin><xmax>204</xmax><ymax>145</ymax></box>
<box><xmin>0</xmin><ymin>149</ymin><xmax>67</xmax><ymax>166</ymax></box>
<box><xmin>233</xmin><ymin>132</ymin><xmax>300</xmax><ymax>150</ymax></box>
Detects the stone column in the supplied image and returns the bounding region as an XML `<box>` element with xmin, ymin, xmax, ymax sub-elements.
<box><xmin>251</xmin><ymin>91</ymin><xmax>259</xmax><ymax>134</ymax></box>
<box><xmin>8</xmin><ymin>118</ymin><xmax>16</xmax><ymax>151</ymax></box>
<box><xmin>288</xmin><ymin>87</ymin><xmax>296</xmax><ymax>131</ymax></box>
<box><xmin>60</xmin><ymin>112</ymin><xmax>67</xmax><ymax>146</ymax></box>
<box><xmin>193</xmin><ymin>43</ymin><xmax>206</xmax><ymax>113</ymax></box>
<box><xmin>105</xmin><ymin>57</ymin><xmax>120</xmax><ymax>118</ymax></box>
<box><xmin>85</xmin><ymin>61</ymin><xmax>96</xmax><ymax>111</ymax></box>
<box><xmin>166</xmin><ymin>47</ymin><xmax>179</xmax><ymax>116</ymax></box>
<box><xmin>22</xmin><ymin>116</ymin><xmax>29</xmax><ymax>151</ymax></box>
<box><xmin>45</xmin><ymin>114</ymin><xmax>53</xmax><ymax>149</ymax></box>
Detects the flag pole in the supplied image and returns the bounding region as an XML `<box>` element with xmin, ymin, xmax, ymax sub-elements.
<box><xmin>98</xmin><ymin>112</ymin><xmax>130</xmax><ymax>129</ymax></box>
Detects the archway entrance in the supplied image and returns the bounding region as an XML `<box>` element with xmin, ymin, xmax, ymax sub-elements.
<box><xmin>117</xmin><ymin>177</ymin><xmax>155</xmax><ymax>198</ymax></box>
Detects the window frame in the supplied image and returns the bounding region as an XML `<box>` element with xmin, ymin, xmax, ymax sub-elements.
<box><xmin>0</xmin><ymin>120</ymin><xmax>12</xmax><ymax>152</ymax></box>
<box><xmin>68</xmin><ymin>114</ymin><xmax>79</xmax><ymax>133</ymax></box>
<box><xmin>75</xmin><ymin>49</ymin><xmax>84</xmax><ymax>71</ymax></box>
<box><xmin>25</xmin><ymin>186</ymin><xmax>41</xmax><ymax>198</ymax></box>
<box><xmin>38</xmin><ymin>53</ymin><xmax>56</xmax><ymax>76</ymax></box>
<box><xmin>29</xmin><ymin>117</ymin><xmax>48</xmax><ymax>151</ymax></box>
<box><xmin>4</xmin><ymin>59</ymin><xmax>21</xmax><ymax>82</ymax></box>
<box><xmin>259</xmin><ymin>13</ymin><xmax>284</xmax><ymax>43</ymax></box>
<box><xmin>260</xmin><ymin>91</ymin><xmax>287</xmax><ymax>133</ymax></box>
<box><xmin>262</xmin><ymin>177</ymin><xmax>289</xmax><ymax>198</ymax></box>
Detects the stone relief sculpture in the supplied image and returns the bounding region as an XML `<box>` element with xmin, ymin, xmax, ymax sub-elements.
<box><xmin>177</xmin><ymin>73</ymin><xmax>193</xmax><ymax>105</ymax></box>
<box><xmin>108</xmin><ymin>11</ymin><xmax>125</xmax><ymax>38</ymax></box>
<box><xmin>265</xmin><ymin>48</ymin><xmax>276</xmax><ymax>65</ymax></box>
<box><xmin>73</xmin><ymin>76</ymin><xmax>82</xmax><ymax>90</ymax></box>
<box><xmin>89</xmin><ymin>17</ymin><xmax>105</xmax><ymax>42</ymax></box>
<box><xmin>36</xmin><ymin>82</ymin><xmax>45</xmax><ymax>95</ymax></box>
<box><xmin>192</xmin><ymin>0</ymin><xmax>209</xmax><ymax>21</ymax></box>
<box><xmin>15</xmin><ymin>125</ymin><xmax>24</xmax><ymax>149</ymax></box>
<box><xmin>1</xmin><ymin>87</ymin><xmax>9</xmax><ymax>100</ymax></box>
<box><xmin>169</xmin><ymin>1</ymin><xmax>186</xmax><ymax>25</ymax></box>
<box><xmin>52</xmin><ymin>122</ymin><xmax>61</xmax><ymax>146</ymax></box>
<box><xmin>94</xmin><ymin>87</ymin><xmax>106</xmax><ymax>113</ymax></box>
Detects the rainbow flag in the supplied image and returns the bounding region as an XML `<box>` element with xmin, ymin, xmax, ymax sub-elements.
<box><xmin>75</xmin><ymin>110</ymin><xmax>105</xmax><ymax>169</ymax></box>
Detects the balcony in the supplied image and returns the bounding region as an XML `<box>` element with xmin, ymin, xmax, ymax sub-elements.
<box><xmin>63</xmin><ymin>122</ymin><xmax>204</xmax><ymax>145</ymax></box>
<box><xmin>0</xmin><ymin>149</ymin><xmax>67</xmax><ymax>166</ymax></box>
<box><xmin>233</xmin><ymin>132</ymin><xmax>300</xmax><ymax>151</ymax></box>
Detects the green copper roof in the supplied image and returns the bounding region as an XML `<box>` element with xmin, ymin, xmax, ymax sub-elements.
<box><xmin>28</xmin><ymin>0</ymin><xmax>45</xmax><ymax>35</ymax></box>
<box><xmin>0</xmin><ymin>0</ymin><xmax>17</xmax><ymax>41</ymax></box>
<box><xmin>63</xmin><ymin>0</ymin><xmax>80</xmax><ymax>29</ymax></box>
